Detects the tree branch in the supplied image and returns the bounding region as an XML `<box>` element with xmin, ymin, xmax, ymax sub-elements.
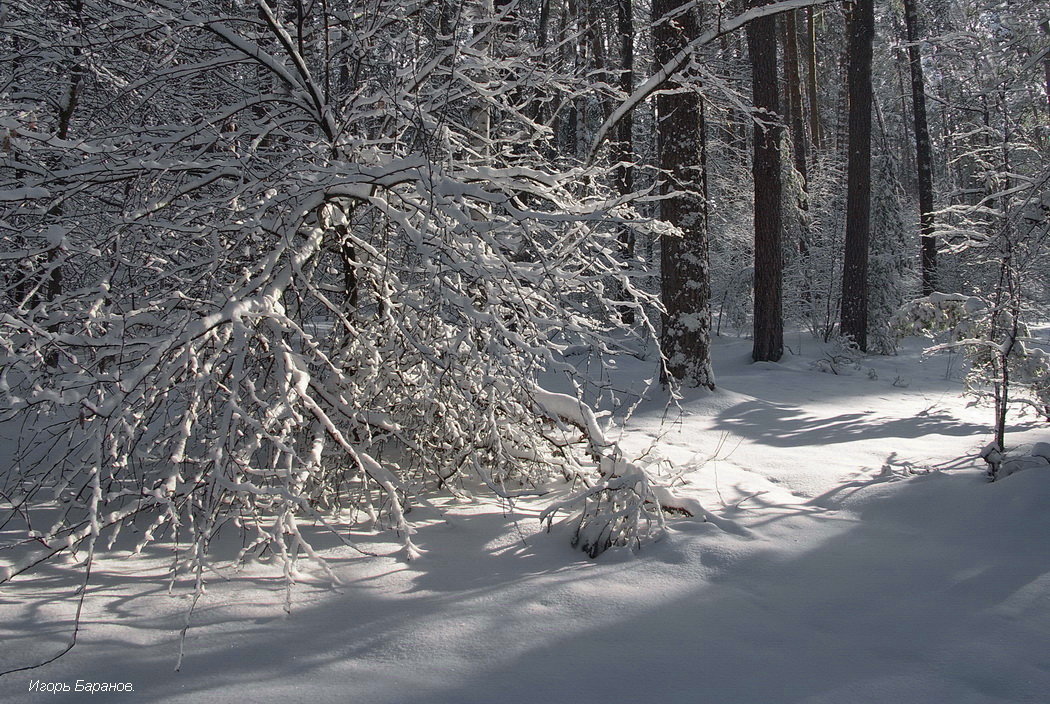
<box><xmin>588</xmin><ymin>0</ymin><xmax>839</xmax><ymax>163</ymax></box>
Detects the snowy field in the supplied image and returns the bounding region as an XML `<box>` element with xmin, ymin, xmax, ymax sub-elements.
<box><xmin>2</xmin><ymin>333</ymin><xmax>1048</xmax><ymax>703</ymax></box>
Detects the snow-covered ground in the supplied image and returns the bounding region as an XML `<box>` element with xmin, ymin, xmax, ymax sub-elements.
<box><xmin>2</xmin><ymin>334</ymin><xmax>1049</xmax><ymax>703</ymax></box>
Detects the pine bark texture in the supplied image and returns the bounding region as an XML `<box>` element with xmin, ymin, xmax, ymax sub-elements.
<box><xmin>616</xmin><ymin>0</ymin><xmax>636</xmax><ymax>323</ymax></box>
<box><xmin>840</xmin><ymin>0</ymin><xmax>874</xmax><ymax>351</ymax></box>
<box><xmin>1041</xmin><ymin>21</ymin><xmax>1050</xmax><ymax>117</ymax></box>
<box><xmin>654</xmin><ymin>0</ymin><xmax>715</xmax><ymax>389</ymax></box>
<box><xmin>469</xmin><ymin>0</ymin><xmax>496</xmax><ymax>161</ymax></box>
<box><xmin>747</xmin><ymin>1</ymin><xmax>784</xmax><ymax>363</ymax></box>
<box><xmin>784</xmin><ymin>10</ymin><xmax>809</xmax><ymax>256</ymax></box>
<box><xmin>805</xmin><ymin>7</ymin><xmax>822</xmax><ymax>152</ymax></box>
<box><xmin>615</xmin><ymin>0</ymin><xmax>634</xmax><ymax>198</ymax></box>
<box><xmin>904</xmin><ymin>0</ymin><xmax>937</xmax><ymax>295</ymax></box>
<box><xmin>784</xmin><ymin>11</ymin><xmax>809</xmax><ymax>185</ymax></box>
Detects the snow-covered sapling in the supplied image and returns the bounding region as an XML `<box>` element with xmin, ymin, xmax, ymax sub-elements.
<box><xmin>892</xmin><ymin>293</ymin><xmax>1050</xmax><ymax>477</ymax></box>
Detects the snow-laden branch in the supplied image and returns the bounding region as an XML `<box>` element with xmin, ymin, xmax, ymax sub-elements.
<box><xmin>588</xmin><ymin>0</ymin><xmax>840</xmax><ymax>162</ymax></box>
<box><xmin>0</xmin><ymin>0</ymin><xmax>677</xmax><ymax>616</ymax></box>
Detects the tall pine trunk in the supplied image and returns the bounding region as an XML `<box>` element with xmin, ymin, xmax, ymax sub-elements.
<box><xmin>904</xmin><ymin>0</ymin><xmax>937</xmax><ymax>295</ymax></box>
<box><xmin>840</xmin><ymin>0</ymin><xmax>874</xmax><ymax>351</ymax></box>
<box><xmin>654</xmin><ymin>0</ymin><xmax>714</xmax><ymax>389</ymax></box>
<box><xmin>615</xmin><ymin>0</ymin><xmax>636</xmax><ymax>323</ymax></box>
<box><xmin>804</xmin><ymin>7</ymin><xmax>822</xmax><ymax>152</ymax></box>
<box><xmin>784</xmin><ymin>10</ymin><xmax>809</xmax><ymax>252</ymax></box>
<box><xmin>44</xmin><ymin>2</ymin><xmax>85</xmax><ymax>366</ymax></box>
<box><xmin>748</xmin><ymin>1</ymin><xmax>783</xmax><ymax>362</ymax></box>
<box><xmin>1041</xmin><ymin>21</ymin><xmax>1050</xmax><ymax>117</ymax></box>
<box><xmin>469</xmin><ymin>0</ymin><xmax>495</xmax><ymax>162</ymax></box>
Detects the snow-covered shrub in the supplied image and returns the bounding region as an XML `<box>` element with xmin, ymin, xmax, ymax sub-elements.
<box><xmin>982</xmin><ymin>442</ymin><xmax>1050</xmax><ymax>480</ymax></box>
<box><xmin>891</xmin><ymin>293</ymin><xmax>988</xmax><ymax>342</ymax></box>
<box><xmin>536</xmin><ymin>389</ymin><xmax>664</xmax><ymax>557</ymax></box>
<box><xmin>0</xmin><ymin>0</ymin><xmax>664</xmax><ymax>599</ymax></box>
<box><xmin>866</xmin><ymin>153</ymin><xmax>912</xmax><ymax>354</ymax></box>
<box><xmin>811</xmin><ymin>336</ymin><xmax>863</xmax><ymax>375</ymax></box>
<box><xmin>908</xmin><ymin>3</ymin><xmax>1050</xmax><ymax>471</ymax></box>
<box><xmin>798</xmin><ymin>150</ymin><xmax>848</xmax><ymax>341</ymax></box>
<box><xmin>892</xmin><ymin>293</ymin><xmax>1050</xmax><ymax>474</ymax></box>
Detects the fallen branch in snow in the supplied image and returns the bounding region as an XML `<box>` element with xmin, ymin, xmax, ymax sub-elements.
<box><xmin>650</xmin><ymin>486</ymin><xmax>753</xmax><ymax>538</ymax></box>
<box><xmin>533</xmin><ymin>387</ymin><xmax>752</xmax><ymax>555</ymax></box>
<box><xmin>540</xmin><ymin>471</ymin><xmax>662</xmax><ymax>559</ymax></box>
<box><xmin>532</xmin><ymin>387</ymin><xmax>664</xmax><ymax>557</ymax></box>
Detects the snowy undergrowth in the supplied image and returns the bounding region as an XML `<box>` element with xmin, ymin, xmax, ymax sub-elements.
<box><xmin>2</xmin><ymin>332</ymin><xmax>1049</xmax><ymax>702</ymax></box>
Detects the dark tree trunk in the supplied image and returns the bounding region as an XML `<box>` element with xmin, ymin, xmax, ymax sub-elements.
<box><xmin>654</xmin><ymin>0</ymin><xmax>714</xmax><ymax>389</ymax></box>
<box><xmin>840</xmin><ymin>0</ymin><xmax>874</xmax><ymax>351</ymax></box>
<box><xmin>438</xmin><ymin>0</ymin><xmax>456</xmax><ymax>39</ymax></box>
<box><xmin>615</xmin><ymin>0</ymin><xmax>636</xmax><ymax>323</ymax></box>
<box><xmin>894</xmin><ymin>50</ymin><xmax>915</xmax><ymax>183</ymax></box>
<box><xmin>615</xmin><ymin>0</ymin><xmax>634</xmax><ymax>197</ymax></box>
<box><xmin>524</xmin><ymin>0</ymin><xmax>551</xmax><ymax>128</ymax></box>
<box><xmin>563</xmin><ymin>0</ymin><xmax>580</xmax><ymax>157</ymax></box>
<box><xmin>45</xmin><ymin>7</ymin><xmax>84</xmax><ymax>366</ymax></box>
<box><xmin>783</xmin><ymin>9</ymin><xmax>809</xmax><ymax>253</ymax></box>
<box><xmin>804</xmin><ymin>7</ymin><xmax>822</xmax><ymax>152</ymax></box>
<box><xmin>468</xmin><ymin>0</ymin><xmax>495</xmax><ymax>159</ymax></box>
<box><xmin>586</xmin><ymin>0</ymin><xmax>611</xmax><ymax>122</ymax></box>
<box><xmin>904</xmin><ymin>0</ymin><xmax>937</xmax><ymax>295</ymax></box>
<box><xmin>783</xmin><ymin>12</ymin><xmax>808</xmax><ymax>180</ymax></box>
<box><xmin>748</xmin><ymin>1</ymin><xmax>783</xmax><ymax>363</ymax></box>
<box><xmin>1041</xmin><ymin>21</ymin><xmax>1050</xmax><ymax>117</ymax></box>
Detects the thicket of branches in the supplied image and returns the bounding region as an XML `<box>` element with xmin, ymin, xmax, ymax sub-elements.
<box><xmin>0</xmin><ymin>0</ymin><xmax>675</xmax><ymax>601</ymax></box>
